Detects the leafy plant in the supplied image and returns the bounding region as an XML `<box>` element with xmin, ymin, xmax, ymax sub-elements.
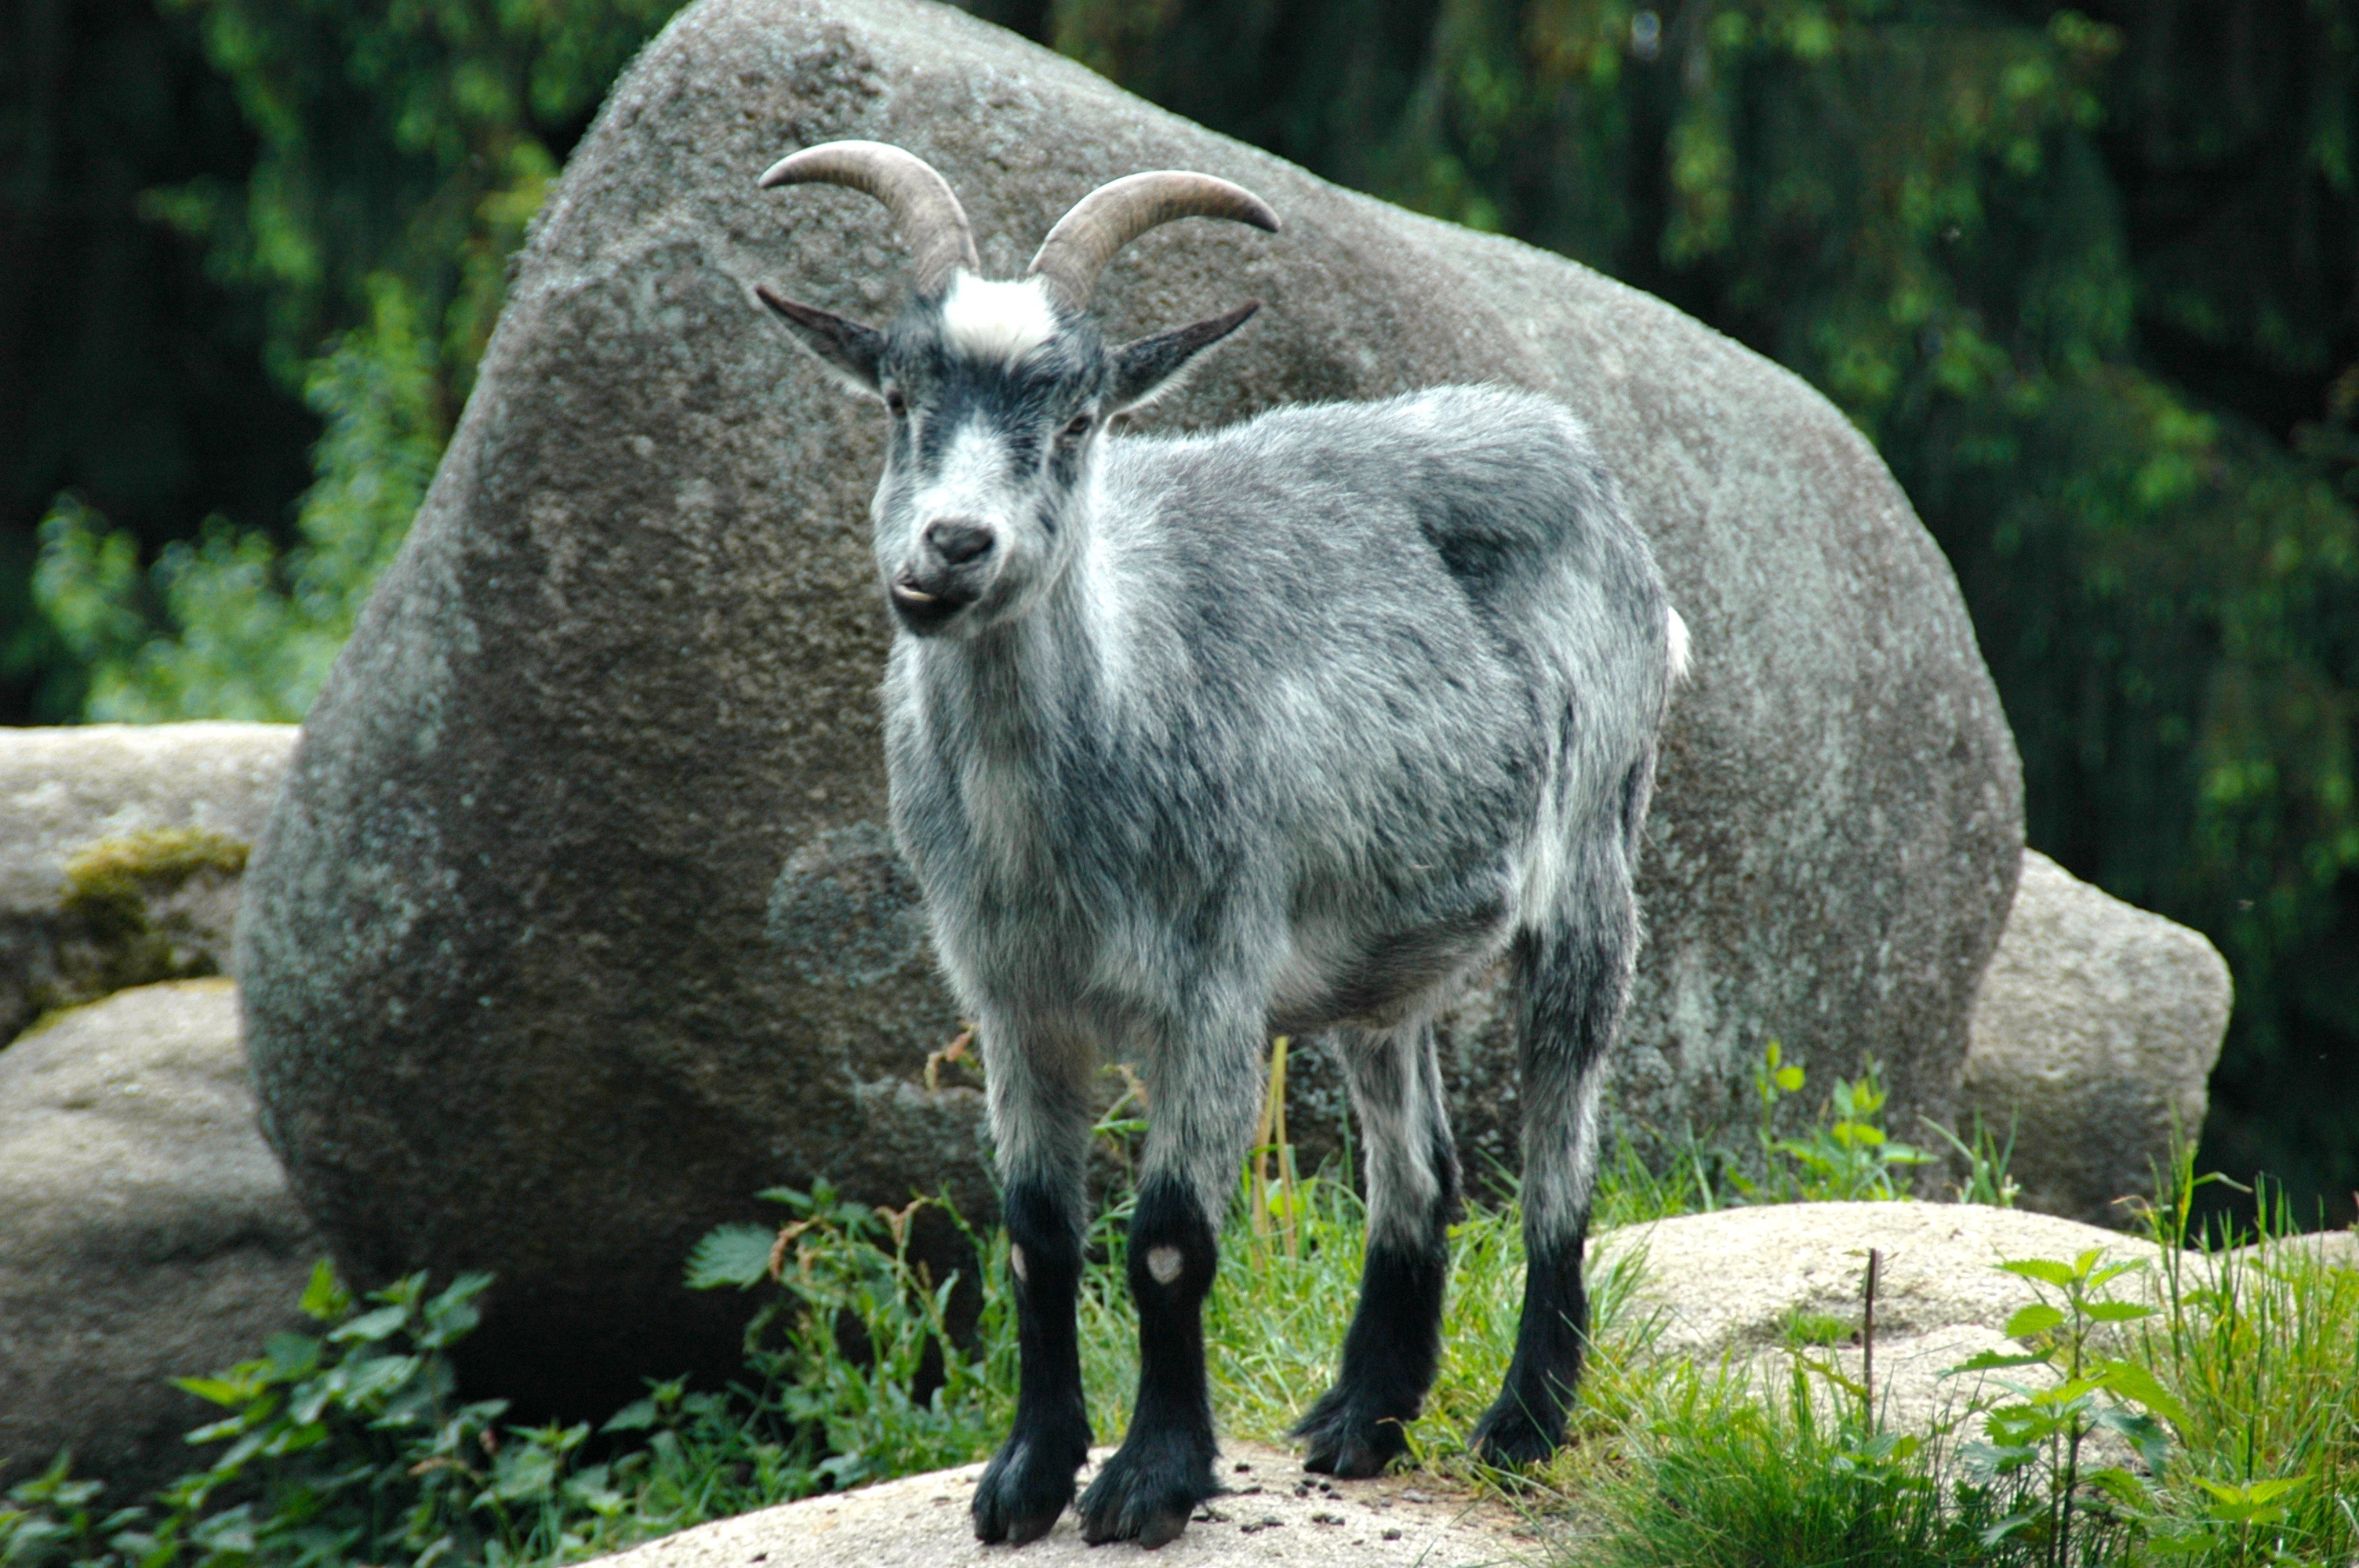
<box><xmin>1943</xmin><ymin>1249</ymin><xmax>2183</xmax><ymax>1566</ymax></box>
<box><xmin>685</xmin><ymin>1183</ymin><xmax>1012</xmax><ymax>1491</ymax></box>
<box><xmin>1728</xmin><ymin>1040</ymin><xmax>1935</xmax><ymax>1203</ymax></box>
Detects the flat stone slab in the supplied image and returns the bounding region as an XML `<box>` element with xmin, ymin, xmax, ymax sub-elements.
<box><xmin>591</xmin><ymin>1441</ymin><xmax>1530</xmax><ymax>1566</ymax></box>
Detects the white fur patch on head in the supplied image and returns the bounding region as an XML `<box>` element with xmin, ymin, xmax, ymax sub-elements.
<box><xmin>1666</xmin><ymin>605</ymin><xmax>1692</xmax><ymax>684</ymax></box>
<box><xmin>940</xmin><ymin>272</ymin><xmax>1060</xmax><ymax>366</ymax></box>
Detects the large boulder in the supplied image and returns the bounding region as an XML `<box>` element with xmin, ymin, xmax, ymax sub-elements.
<box><xmin>238</xmin><ymin>0</ymin><xmax>2023</xmax><ymax>1413</ymax></box>
<box><xmin>1960</xmin><ymin>851</ymin><xmax>2233</xmax><ymax>1228</ymax></box>
<box><xmin>2</xmin><ymin>724</ymin><xmax>296</xmax><ymax>1044</ymax></box>
<box><xmin>0</xmin><ymin>981</ymin><xmax>321</xmax><ymax>1497</ymax></box>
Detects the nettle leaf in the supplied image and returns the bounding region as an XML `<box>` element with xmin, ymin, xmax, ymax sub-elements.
<box><xmin>264</xmin><ymin>1331</ymin><xmax>322</xmax><ymax>1381</ymax></box>
<box><xmin>2005</xmin><ymin>1302</ymin><xmax>2066</xmax><ymax>1338</ymax></box>
<box><xmin>686</xmin><ymin>1224</ymin><xmax>780</xmax><ymax>1290</ymax></box>
<box><xmin>329</xmin><ymin>1305</ymin><xmax>411</xmax><ymax>1345</ymax></box>
<box><xmin>2081</xmin><ymin>1298</ymin><xmax>2154</xmax><ymax>1323</ymax></box>
<box><xmin>1979</xmin><ymin>1507</ymin><xmax>2045</xmax><ymax>1546</ymax></box>
<box><xmin>2001</xmin><ymin>1257</ymin><xmax>2080</xmax><ymax>1288</ymax></box>
<box><xmin>299</xmin><ymin>1261</ymin><xmax>351</xmax><ymax>1323</ymax></box>
<box><xmin>2081</xmin><ymin>1466</ymin><xmax>2152</xmax><ymax>1507</ymax></box>
<box><xmin>2096</xmin><ymin>1359</ymin><xmax>2192</xmax><ymax>1428</ymax></box>
<box><xmin>173</xmin><ymin>1374</ymin><xmax>261</xmax><ymax>1409</ymax></box>
<box><xmin>600</xmin><ymin>1399</ymin><xmax>657</xmax><ymax>1434</ymax></box>
<box><xmin>2095</xmin><ymin>1407</ymin><xmax>2174</xmax><ymax>1472</ymax></box>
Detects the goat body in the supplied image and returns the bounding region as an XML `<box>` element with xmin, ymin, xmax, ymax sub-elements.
<box><xmin>754</xmin><ymin>143</ymin><xmax>1682</xmax><ymax>1549</ymax></box>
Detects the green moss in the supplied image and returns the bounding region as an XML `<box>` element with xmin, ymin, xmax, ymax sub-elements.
<box><xmin>59</xmin><ymin>826</ymin><xmax>250</xmax><ymax>941</ymax></box>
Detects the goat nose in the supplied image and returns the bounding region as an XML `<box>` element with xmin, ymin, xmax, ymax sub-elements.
<box><xmin>923</xmin><ymin>518</ymin><xmax>995</xmax><ymax>564</ymax></box>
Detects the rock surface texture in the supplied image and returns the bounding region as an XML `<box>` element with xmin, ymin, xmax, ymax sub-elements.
<box><xmin>1961</xmin><ymin>851</ymin><xmax>2233</xmax><ymax>1228</ymax></box>
<box><xmin>583</xmin><ymin>1440</ymin><xmax>1520</xmax><ymax>1568</ymax></box>
<box><xmin>1594</xmin><ymin>1202</ymin><xmax>2164</xmax><ymax>1435</ymax></box>
<box><xmin>238</xmin><ymin>0</ymin><xmax>2023</xmax><ymax>1410</ymax></box>
<box><xmin>0</xmin><ymin>981</ymin><xmax>321</xmax><ymax>1496</ymax></box>
<box><xmin>1</xmin><ymin>724</ymin><xmax>296</xmax><ymax>1043</ymax></box>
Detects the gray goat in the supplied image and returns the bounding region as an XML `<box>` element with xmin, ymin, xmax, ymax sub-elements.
<box><xmin>753</xmin><ymin>141</ymin><xmax>1686</xmax><ymax>1549</ymax></box>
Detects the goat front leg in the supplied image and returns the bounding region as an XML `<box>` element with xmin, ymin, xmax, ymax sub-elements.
<box><xmin>1078</xmin><ymin>1020</ymin><xmax>1263</xmax><ymax>1547</ymax></box>
<box><xmin>972</xmin><ymin>1022</ymin><xmax>1097</xmax><ymax>1545</ymax></box>
<box><xmin>1293</xmin><ymin>1021</ymin><xmax>1459</xmax><ymax>1476</ymax></box>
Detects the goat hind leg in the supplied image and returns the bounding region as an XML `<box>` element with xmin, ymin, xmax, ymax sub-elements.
<box><xmin>1470</xmin><ymin>866</ymin><xmax>1632</xmax><ymax>1467</ymax></box>
<box><xmin>972</xmin><ymin>1025</ymin><xmax>1096</xmax><ymax>1545</ymax></box>
<box><xmin>1294</xmin><ymin>1022</ymin><xmax>1457</xmax><ymax>1477</ymax></box>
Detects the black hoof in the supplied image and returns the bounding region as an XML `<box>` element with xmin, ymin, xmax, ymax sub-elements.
<box><xmin>1467</xmin><ymin>1398</ymin><xmax>1563</xmax><ymax>1470</ymax></box>
<box><xmin>972</xmin><ymin>1432</ymin><xmax>1085</xmax><ymax>1544</ymax></box>
<box><xmin>1077</xmin><ymin>1428</ymin><xmax>1216</xmax><ymax>1548</ymax></box>
<box><xmin>1292</xmin><ymin>1386</ymin><xmax>1412</xmax><ymax>1479</ymax></box>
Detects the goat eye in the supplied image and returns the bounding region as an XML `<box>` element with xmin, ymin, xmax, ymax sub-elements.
<box><xmin>884</xmin><ymin>390</ymin><xmax>908</xmax><ymax>416</ymax></box>
<box><xmin>1061</xmin><ymin>413</ymin><xmax>1093</xmax><ymax>440</ymax></box>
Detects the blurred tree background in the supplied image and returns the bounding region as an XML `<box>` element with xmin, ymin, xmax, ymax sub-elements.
<box><xmin>4</xmin><ymin>0</ymin><xmax>2353</xmax><ymax>1227</ymax></box>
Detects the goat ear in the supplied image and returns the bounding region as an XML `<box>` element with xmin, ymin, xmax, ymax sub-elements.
<box><xmin>756</xmin><ymin>284</ymin><xmax>885</xmax><ymax>396</ymax></box>
<box><xmin>1108</xmin><ymin>300</ymin><xmax>1259</xmax><ymax>412</ymax></box>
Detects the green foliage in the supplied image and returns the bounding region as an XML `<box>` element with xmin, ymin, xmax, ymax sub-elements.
<box><xmin>1723</xmin><ymin>1040</ymin><xmax>1937</xmax><ymax>1204</ymax></box>
<box><xmin>1576</xmin><ymin>1361</ymin><xmax>2025</xmax><ymax>1568</ymax></box>
<box><xmin>18</xmin><ymin>0</ymin><xmax>689</xmax><ymax>724</ymax></box>
<box><xmin>687</xmin><ymin>1184</ymin><xmax>1016</xmax><ymax>1490</ymax></box>
<box><xmin>1942</xmin><ymin>1249</ymin><xmax>2179</xmax><ymax>1564</ymax></box>
<box><xmin>33</xmin><ymin>282</ymin><xmax>445</xmax><ymax>720</ymax></box>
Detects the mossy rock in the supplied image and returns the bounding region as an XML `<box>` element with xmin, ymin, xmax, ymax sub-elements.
<box><xmin>13</xmin><ymin>828</ymin><xmax>253</xmax><ymax>1033</ymax></box>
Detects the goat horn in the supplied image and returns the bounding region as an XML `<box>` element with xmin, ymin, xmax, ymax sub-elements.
<box><xmin>1028</xmin><ymin>172</ymin><xmax>1280</xmax><ymax>310</ymax></box>
<box><xmin>758</xmin><ymin>140</ymin><xmax>980</xmax><ymax>295</ymax></box>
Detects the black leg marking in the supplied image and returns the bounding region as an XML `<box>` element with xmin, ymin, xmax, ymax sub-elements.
<box><xmin>1469</xmin><ymin>1221</ymin><xmax>1588</xmax><ymax>1466</ymax></box>
<box><xmin>1295</xmin><ymin>1024</ymin><xmax>1459</xmax><ymax>1475</ymax></box>
<box><xmin>1078</xmin><ymin>1178</ymin><xmax>1220</xmax><ymax>1548</ymax></box>
<box><xmin>1293</xmin><ymin>1234</ymin><xmax>1448</xmax><ymax>1475</ymax></box>
<box><xmin>972</xmin><ymin>1180</ymin><xmax>1092</xmax><ymax>1544</ymax></box>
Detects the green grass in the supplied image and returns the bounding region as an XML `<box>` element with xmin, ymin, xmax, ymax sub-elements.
<box><xmin>7</xmin><ymin>1047</ymin><xmax>2355</xmax><ymax>1568</ymax></box>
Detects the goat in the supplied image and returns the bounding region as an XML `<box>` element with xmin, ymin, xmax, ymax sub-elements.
<box><xmin>753</xmin><ymin>141</ymin><xmax>1686</xmax><ymax>1548</ymax></box>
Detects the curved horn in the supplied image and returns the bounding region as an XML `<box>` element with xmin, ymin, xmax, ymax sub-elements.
<box><xmin>758</xmin><ymin>140</ymin><xmax>980</xmax><ymax>295</ymax></box>
<box><xmin>1027</xmin><ymin>172</ymin><xmax>1280</xmax><ymax>310</ymax></box>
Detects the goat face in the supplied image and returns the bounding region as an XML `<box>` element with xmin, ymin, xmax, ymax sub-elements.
<box><xmin>752</xmin><ymin>144</ymin><xmax>1276</xmax><ymax>637</ymax></box>
<box><xmin>761</xmin><ymin>274</ymin><xmax>1258</xmax><ymax>637</ymax></box>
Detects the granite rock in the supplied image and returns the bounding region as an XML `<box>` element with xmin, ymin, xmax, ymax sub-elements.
<box><xmin>1961</xmin><ymin>852</ymin><xmax>2233</xmax><ymax>1228</ymax></box>
<box><xmin>1593</xmin><ymin>1201</ymin><xmax>2165</xmax><ymax>1436</ymax></box>
<box><xmin>0</xmin><ymin>981</ymin><xmax>321</xmax><ymax>1496</ymax></box>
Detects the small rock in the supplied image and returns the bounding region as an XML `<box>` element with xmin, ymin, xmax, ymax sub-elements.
<box><xmin>0</xmin><ymin>980</ymin><xmax>322</xmax><ymax>1496</ymax></box>
<box><xmin>1961</xmin><ymin>851</ymin><xmax>2233</xmax><ymax>1229</ymax></box>
<box><xmin>1593</xmin><ymin>1201</ymin><xmax>2164</xmax><ymax>1435</ymax></box>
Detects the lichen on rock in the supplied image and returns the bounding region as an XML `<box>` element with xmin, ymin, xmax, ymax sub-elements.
<box><xmin>35</xmin><ymin>826</ymin><xmax>254</xmax><ymax>1020</ymax></box>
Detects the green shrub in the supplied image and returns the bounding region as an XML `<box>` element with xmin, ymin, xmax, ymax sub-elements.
<box><xmin>32</xmin><ymin>282</ymin><xmax>444</xmax><ymax>723</ymax></box>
